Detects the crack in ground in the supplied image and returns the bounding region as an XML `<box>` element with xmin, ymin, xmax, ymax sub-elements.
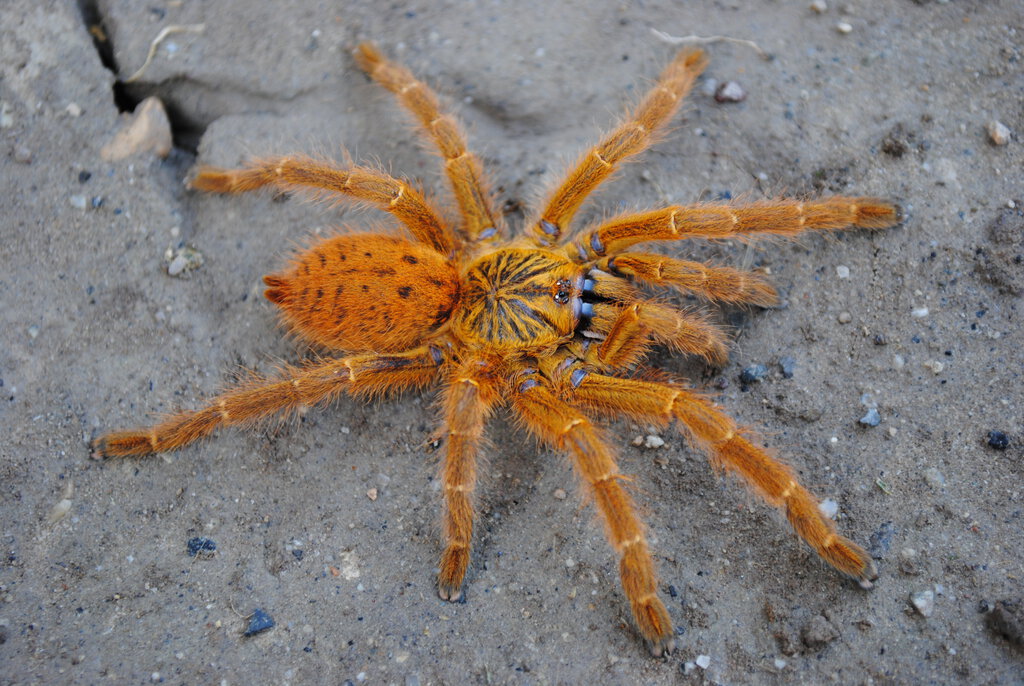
<box><xmin>75</xmin><ymin>0</ymin><xmax>207</xmax><ymax>153</ymax></box>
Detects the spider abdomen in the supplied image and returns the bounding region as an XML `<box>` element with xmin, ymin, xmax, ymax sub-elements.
<box><xmin>264</xmin><ymin>233</ymin><xmax>461</xmax><ymax>352</ymax></box>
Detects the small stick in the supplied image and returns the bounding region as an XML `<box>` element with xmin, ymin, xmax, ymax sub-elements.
<box><xmin>122</xmin><ymin>24</ymin><xmax>206</xmax><ymax>84</ymax></box>
<box><xmin>651</xmin><ymin>28</ymin><xmax>769</xmax><ymax>60</ymax></box>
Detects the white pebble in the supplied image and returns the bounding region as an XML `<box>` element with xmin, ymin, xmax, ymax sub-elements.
<box><xmin>167</xmin><ymin>255</ymin><xmax>189</xmax><ymax>276</ymax></box>
<box><xmin>911</xmin><ymin>307</ymin><xmax>929</xmax><ymax>318</ymax></box>
<box><xmin>695</xmin><ymin>654</ymin><xmax>712</xmax><ymax>669</ymax></box>
<box><xmin>836</xmin><ymin>21</ymin><xmax>853</xmax><ymax>34</ymax></box>
<box><xmin>835</xmin><ymin>265</ymin><xmax>850</xmax><ymax>279</ymax></box>
<box><xmin>922</xmin><ymin>360</ymin><xmax>944</xmax><ymax>374</ymax></box>
<box><xmin>987</xmin><ymin>120</ymin><xmax>1011</xmax><ymax>146</ymax></box>
<box><xmin>553</xmin><ymin>488</ymin><xmax>567</xmax><ymax>500</ymax></box>
<box><xmin>714</xmin><ymin>81</ymin><xmax>746</xmax><ymax>103</ymax></box>
<box><xmin>810</xmin><ymin>0</ymin><xmax>827</xmax><ymax>13</ymax></box>
<box><xmin>69</xmin><ymin>194</ymin><xmax>87</xmax><ymax>210</ymax></box>
<box><xmin>819</xmin><ymin>498</ymin><xmax>839</xmax><ymax>519</ymax></box>
<box><xmin>774</xmin><ymin>657</ymin><xmax>788</xmax><ymax>669</ymax></box>
<box><xmin>911</xmin><ymin>590</ymin><xmax>935</xmax><ymax>617</ymax></box>
<box><xmin>643</xmin><ymin>435</ymin><xmax>665</xmax><ymax>449</ymax></box>
<box><xmin>837</xmin><ymin>311</ymin><xmax>852</xmax><ymax>324</ymax></box>
<box><xmin>66</xmin><ymin>102</ymin><xmax>82</xmax><ymax>117</ymax></box>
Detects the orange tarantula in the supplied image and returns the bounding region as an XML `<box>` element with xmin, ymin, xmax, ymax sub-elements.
<box><xmin>94</xmin><ymin>43</ymin><xmax>901</xmax><ymax>655</ymax></box>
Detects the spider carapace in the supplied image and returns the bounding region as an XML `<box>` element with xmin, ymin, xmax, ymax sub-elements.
<box><xmin>94</xmin><ymin>42</ymin><xmax>902</xmax><ymax>656</ymax></box>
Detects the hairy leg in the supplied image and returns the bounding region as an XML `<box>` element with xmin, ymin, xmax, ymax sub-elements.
<box><xmin>595</xmin><ymin>253</ymin><xmax>778</xmax><ymax>307</ymax></box>
<box><xmin>437</xmin><ymin>357</ymin><xmax>501</xmax><ymax>601</ymax></box>
<box><xmin>573</xmin><ymin>198</ymin><xmax>903</xmax><ymax>259</ymax></box>
<box><xmin>528</xmin><ymin>49</ymin><xmax>707</xmax><ymax>246</ymax></box>
<box><xmin>192</xmin><ymin>157</ymin><xmax>455</xmax><ymax>255</ymax></box>
<box><xmin>93</xmin><ymin>346</ymin><xmax>445</xmax><ymax>458</ymax></box>
<box><xmin>566</xmin><ymin>372</ymin><xmax>877</xmax><ymax>586</ymax></box>
<box><xmin>589</xmin><ymin>301</ymin><xmax>729</xmax><ymax>366</ymax></box>
<box><xmin>355</xmin><ymin>43</ymin><xmax>502</xmax><ymax>243</ymax></box>
<box><xmin>512</xmin><ymin>373</ymin><xmax>676</xmax><ymax>656</ymax></box>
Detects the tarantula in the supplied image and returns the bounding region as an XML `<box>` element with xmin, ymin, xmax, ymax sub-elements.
<box><xmin>94</xmin><ymin>43</ymin><xmax>901</xmax><ymax>655</ymax></box>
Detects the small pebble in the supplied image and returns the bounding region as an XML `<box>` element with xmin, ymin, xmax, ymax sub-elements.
<box><xmin>802</xmin><ymin>615</ymin><xmax>839</xmax><ymax>648</ymax></box>
<box><xmin>859</xmin><ymin>408</ymin><xmax>881</xmax><ymax>427</ymax></box>
<box><xmin>898</xmin><ymin>548</ymin><xmax>922</xmax><ymax>576</ymax></box>
<box><xmin>13</xmin><ymin>145</ymin><xmax>32</xmax><ymax>163</ymax></box>
<box><xmin>740</xmin><ymin>363</ymin><xmax>769</xmax><ymax>384</ymax></box>
<box><xmin>774</xmin><ymin>657</ymin><xmax>788</xmax><ymax>669</ymax></box>
<box><xmin>48</xmin><ymin>498</ymin><xmax>73</xmax><ymax>525</ymax></box>
<box><xmin>837</xmin><ymin>311</ymin><xmax>852</xmax><ymax>324</ymax></box>
<box><xmin>836</xmin><ymin>21</ymin><xmax>853</xmax><ymax>34</ymax></box>
<box><xmin>987</xmin><ymin>120</ymin><xmax>1011</xmax><ymax>146</ymax></box>
<box><xmin>244</xmin><ymin>608</ymin><xmax>275</xmax><ymax>636</ymax></box>
<box><xmin>187</xmin><ymin>537</ymin><xmax>217</xmax><ymax>557</ymax></box>
<box><xmin>911</xmin><ymin>590</ymin><xmax>935</xmax><ymax>618</ymax></box>
<box><xmin>714</xmin><ymin>81</ymin><xmax>746</xmax><ymax>103</ymax></box>
<box><xmin>695</xmin><ymin>654</ymin><xmax>711</xmax><ymax>669</ymax></box>
<box><xmin>366</xmin><ymin>487</ymin><xmax>378</xmax><ymax>501</ymax></box>
<box><xmin>911</xmin><ymin>307</ymin><xmax>929</xmax><ymax>318</ymax></box>
<box><xmin>819</xmin><ymin>498</ymin><xmax>839</xmax><ymax>519</ymax></box>
<box><xmin>66</xmin><ymin>102</ymin><xmax>82</xmax><ymax>117</ymax></box>
<box><xmin>69</xmin><ymin>194</ymin><xmax>87</xmax><ymax>210</ymax></box>
<box><xmin>167</xmin><ymin>246</ymin><xmax>205</xmax><ymax>277</ymax></box>
<box><xmin>100</xmin><ymin>96</ymin><xmax>173</xmax><ymax>161</ymax></box>
<box><xmin>922</xmin><ymin>360</ymin><xmax>944</xmax><ymax>374</ymax></box>
<box><xmin>987</xmin><ymin>431</ymin><xmax>1009</xmax><ymax>450</ymax></box>
<box><xmin>835</xmin><ymin>265</ymin><xmax>850</xmax><ymax>279</ymax></box>
<box><xmin>701</xmin><ymin>77</ymin><xmax>719</xmax><ymax>98</ymax></box>
<box><xmin>868</xmin><ymin>521</ymin><xmax>895</xmax><ymax>558</ymax></box>
<box><xmin>0</xmin><ymin>102</ymin><xmax>13</xmax><ymax>128</ymax></box>
<box><xmin>553</xmin><ymin>488</ymin><xmax>567</xmax><ymax>500</ymax></box>
<box><xmin>682</xmin><ymin>662</ymin><xmax>697</xmax><ymax>675</ymax></box>
<box><xmin>779</xmin><ymin>356</ymin><xmax>796</xmax><ymax>379</ymax></box>
<box><xmin>810</xmin><ymin>0</ymin><xmax>827</xmax><ymax>12</ymax></box>
<box><xmin>922</xmin><ymin>467</ymin><xmax>945</xmax><ymax>489</ymax></box>
<box><xmin>643</xmin><ymin>434</ymin><xmax>665</xmax><ymax>449</ymax></box>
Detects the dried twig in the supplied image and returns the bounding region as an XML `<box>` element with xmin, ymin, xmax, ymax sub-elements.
<box><xmin>122</xmin><ymin>24</ymin><xmax>206</xmax><ymax>84</ymax></box>
<box><xmin>651</xmin><ymin>28</ymin><xmax>769</xmax><ymax>60</ymax></box>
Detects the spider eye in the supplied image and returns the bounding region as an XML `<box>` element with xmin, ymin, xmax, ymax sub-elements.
<box><xmin>553</xmin><ymin>278</ymin><xmax>572</xmax><ymax>305</ymax></box>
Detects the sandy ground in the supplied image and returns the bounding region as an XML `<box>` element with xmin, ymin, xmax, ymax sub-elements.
<box><xmin>2</xmin><ymin>1</ymin><xmax>1022</xmax><ymax>684</ymax></box>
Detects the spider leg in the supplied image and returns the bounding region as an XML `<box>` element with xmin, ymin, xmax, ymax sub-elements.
<box><xmin>93</xmin><ymin>345</ymin><xmax>445</xmax><ymax>458</ymax></box>
<box><xmin>565</xmin><ymin>370</ymin><xmax>878</xmax><ymax>588</ymax></box>
<box><xmin>355</xmin><ymin>43</ymin><xmax>503</xmax><ymax>244</ymax></box>
<box><xmin>572</xmin><ymin>197</ymin><xmax>903</xmax><ymax>260</ymax></box>
<box><xmin>528</xmin><ymin>49</ymin><xmax>707</xmax><ymax>246</ymax></box>
<box><xmin>436</xmin><ymin>357</ymin><xmax>502</xmax><ymax>601</ymax></box>
<box><xmin>588</xmin><ymin>301</ymin><xmax>729</xmax><ymax>366</ymax></box>
<box><xmin>595</xmin><ymin>253</ymin><xmax>778</xmax><ymax>307</ymax></box>
<box><xmin>512</xmin><ymin>372</ymin><xmax>675</xmax><ymax>657</ymax></box>
<box><xmin>191</xmin><ymin>158</ymin><xmax>455</xmax><ymax>256</ymax></box>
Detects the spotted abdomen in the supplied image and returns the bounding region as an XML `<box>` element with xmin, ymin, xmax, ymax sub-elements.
<box><xmin>265</xmin><ymin>233</ymin><xmax>461</xmax><ymax>352</ymax></box>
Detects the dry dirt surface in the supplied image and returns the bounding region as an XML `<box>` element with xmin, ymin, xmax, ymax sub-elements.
<box><xmin>2</xmin><ymin>1</ymin><xmax>1022</xmax><ymax>684</ymax></box>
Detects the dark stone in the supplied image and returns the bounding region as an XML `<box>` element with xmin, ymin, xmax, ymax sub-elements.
<box><xmin>244</xmin><ymin>608</ymin><xmax>275</xmax><ymax>636</ymax></box>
